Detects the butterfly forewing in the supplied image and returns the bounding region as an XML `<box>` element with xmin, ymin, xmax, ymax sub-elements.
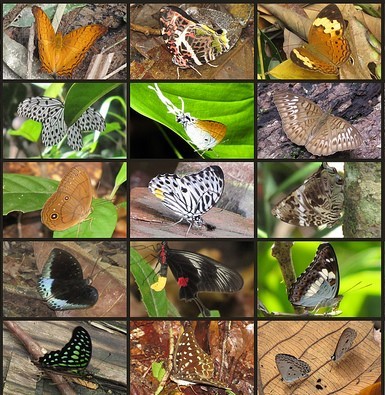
<box><xmin>275</xmin><ymin>353</ymin><xmax>311</xmax><ymax>383</ymax></box>
<box><xmin>331</xmin><ymin>327</ymin><xmax>357</xmax><ymax>361</ymax></box>
<box><xmin>274</xmin><ymin>92</ymin><xmax>362</xmax><ymax>156</ymax></box>
<box><xmin>288</xmin><ymin>243</ymin><xmax>341</xmax><ymax>309</ymax></box>
<box><xmin>39</xmin><ymin>326</ymin><xmax>92</xmax><ymax>375</ymax></box>
<box><xmin>149</xmin><ymin>165</ymin><xmax>224</xmax><ymax>230</ymax></box>
<box><xmin>172</xmin><ymin>324</ymin><xmax>229</xmax><ymax>389</ymax></box>
<box><xmin>38</xmin><ymin>248</ymin><xmax>98</xmax><ymax>310</ymax></box>
<box><xmin>271</xmin><ymin>163</ymin><xmax>344</xmax><ymax>227</ymax></box>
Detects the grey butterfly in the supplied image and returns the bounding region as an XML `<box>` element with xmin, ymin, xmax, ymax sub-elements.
<box><xmin>275</xmin><ymin>353</ymin><xmax>311</xmax><ymax>383</ymax></box>
<box><xmin>331</xmin><ymin>327</ymin><xmax>357</xmax><ymax>361</ymax></box>
<box><xmin>271</xmin><ymin>163</ymin><xmax>344</xmax><ymax>227</ymax></box>
<box><xmin>17</xmin><ymin>97</ymin><xmax>106</xmax><ymax>151</ymax></box>
<box><xmin>273</xmin><ymin>91</ymin><xmax>363</xmax><ymax>156</ymax></box>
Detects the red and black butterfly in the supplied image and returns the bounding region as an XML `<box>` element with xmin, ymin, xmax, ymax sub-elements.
<box><xmin>151</xmin><ymin>241</ymin><xmax>244</xmax><ymax>316</ymax></box>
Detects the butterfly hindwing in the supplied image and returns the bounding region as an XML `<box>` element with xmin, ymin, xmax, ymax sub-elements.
<box><xmin>275</xmin><ymin>353</ymin><xmax>311</xmax><ymax>383</ymax></box>
<box><xmin>271</xmin><ymin>163</ymin><xmax>344</xmax><ymax>227</ymax></box>
<box><xmin>288</xmin><ymin>243</ymin><xmax>341</xmax><ymax>310</ymax></box>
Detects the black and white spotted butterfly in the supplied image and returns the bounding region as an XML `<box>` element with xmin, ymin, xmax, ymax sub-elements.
<box><xmin>148</xmin><ymin>165</ymin><xmax>224</xmax><ymax>233</ymax></box>
<box><xmin>275</xmin><ymin>353</ymin><xmax>311</xmax><ymax>383</ymax></box>
<box><xmin>288</xmin><ymin>243</ymin><xmax>342</xmax><ymax>311</ymax></box>
<box><xmin>17</xmin><ymin>97</ymin><xmax>106</xmax><ymax>150</ymax></box>
<box><xmin>331</xmin><ymin>327</ymin><xmax>357</xmax><ymax>361</ymax></box>
<box><xmin>271</xmin><ymin>162</ymin><xmax>344</xmax><ymax>227</ymax></box>
<box><xmin>38</xmin><ymin>248</ymin><xmax>98</xmax><ymax>310</ymax></box>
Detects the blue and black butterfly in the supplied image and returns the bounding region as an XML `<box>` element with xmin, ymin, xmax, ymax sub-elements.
<box><xmin>38</xmin><ymin>248</ymin><xmax>98</xmax><ymax>310</ymax></box>
<box><xmin>288</xmin><ymin>243</ymin><xmax>342</xmax><ymax>310</ymax></box>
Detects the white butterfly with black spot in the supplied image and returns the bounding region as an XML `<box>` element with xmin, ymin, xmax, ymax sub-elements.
<box><xmin>17</xmin><ymin>97</ymin><xmax>106</xmax><ymax>151</ymax></box>
<box><xmin>275</xmin><ymin>353</ymin><xmax>311</xmax><ymax>383</ymax></box>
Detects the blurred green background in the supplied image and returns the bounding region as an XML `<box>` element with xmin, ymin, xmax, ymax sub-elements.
<box><xmin>257</xmin><ymin>241</ymin><xmax>381</xmax><ymax>317</ymax></box>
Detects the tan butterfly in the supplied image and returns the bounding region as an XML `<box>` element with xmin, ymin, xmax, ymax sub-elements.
<box><xmin>273</xmin><ymin>91</ymin><xmax>363</xmax><ymax>156</ymax></box>
<box><xmin>32</xmin><ymin>6</ymin><xmax>107</xmax><ymax>77</ymax></box>
<box><xmin>290</xmin><ymin>4</ymin><xmax>351</xmax><ymax>75</ymax></box>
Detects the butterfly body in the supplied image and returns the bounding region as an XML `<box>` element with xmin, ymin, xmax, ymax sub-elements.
<box><xmin>17</xmin><ymin>96</ymin><xmax>106</xmax><ymax>150</ymax></box>
<box><xmin>271</xmin><ymin>163</ymin><xmax>344</xmax><ymax>227</ymax></box>
<box><xmin>38</xmin><ymin>248</ymin><xmax>98</xmax><ymax>310</ymax></box>
<box><xmin>290</xmin><ymin>4</ymin><xmax>350</xmax><ymax>75</ymax></box>
<box><xmin>160</xmin><ymin>6</ymin><xmax>230</xmax><ymax>74</ymax></box>
<box><xmin>274</xmin><ymin>91</ymin><xmax>362</xmax><ymax>156</ymax></box>
<box><xmin>275</xmin><ymin>353</ymin><xmax>311</xmax><ymax>383</ymax></box>
<box><xmin>288</xmin><ymin>243</ymin><xmax>342</xmax><ymax>310</ymax></box>
<box><xmin>148</xmin><ymin>165</ymin><xmax>224</xmax><ymax>232</ymax></box>
<box><xmin>171</xmin><ymin>323</ymin><xmax>230</xmax><ymax>389</ymax></box>
<box><xmin>151</xmin><ymin>241</ymin><xmax>243</xmax><ymax>316</ymax></box>
<box><xmin>38</xmin><ymin>326</ymin><xmax>92</xmax><ymax>376</ymax></box>
<box><xmin>41</xmin><ymin>166</ymin><xmax>93</xmax><ymax>231</ymax></box>
<box><xmin>32</xmin><ymin>6</ymin><xmax>107</xmax><ymax>77</ymax></box>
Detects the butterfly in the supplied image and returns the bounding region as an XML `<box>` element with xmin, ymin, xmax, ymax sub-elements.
<box><xmin>150</xmin><ymin>241</ymin><xmax>244</xmax><ymax>316</ymax></box>
<box><xmin>275</xmin><ymin>353</ymin><xmax>311</xmax><ymax>383</ymax></box>
<box><xmin>171</xmin><ymin>322</ymin><xmax>230</xmax><ymax>389</ymax></box>
<box><xmin>32</xmin><ymin>6</ymin><xmax>107</xmax><ymax>77</ymax></box>
<box><xmin>288</xmin><ymin>243</ymin><xmax>342</xmax><ymax>311</ymax></box>
<box><xmin>38</xmin><ymin>248</ymin><xmax>98</xmax><ymax>310</ymax></box>
<box><xmin>273</xmin><ymin>91</ymin><xmax>362</xmax><ymax>156</ymax></box>
<box><xmin>271</xmin><ymin>162</ymin><xmax>344</xmax><ymax>227</ymax></box>
<box><xmin>37</xmin><ymin>326</ymin><xmax>92</xmax><ymax>376</ymax></box>
<box><xmin>160</xmin><ymin>6</ymin><xmax>230</xmax><ymax>76</ymax></box>
<box><xmin>148</xmin><ymin>165</ymin><xmax>224</xmax><ymax>233</ymax></box>
<box><xmin>17</xmin><ymin>96</ymin><xmax>106</xmax><ymax>150</ymax></box>
<box><xmin>331</xmin><ymin>327</ymin><xmax>357</xmax><ymax>361</ymax></box>
<box><xmin>290</xmin><ymin>4</ymin><xmax>351</xmax><ymax>75</ymax></box>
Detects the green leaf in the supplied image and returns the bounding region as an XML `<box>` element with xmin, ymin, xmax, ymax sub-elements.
<box><xmin>152</xmin><ymin>362</ymin><xmax>166</xmax><ymax>381</ymax></box>
<box><xmin>131</xmin><ymin>83</ymin><xmax>254</xmax><ymax>159</ymax></box>
<box><xmin>8</xmin><ymin>120</ymin><xmax>41</xmax><ymax>142</ymax></box>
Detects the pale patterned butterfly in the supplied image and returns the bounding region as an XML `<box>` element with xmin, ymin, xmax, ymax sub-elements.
<box><xmin>273</xmin><ymin>91</ymin><xmax>362</xmax><ymax>156</ymax></box>
<box><xmin>271</xmin><ymin>162</ymin><xmax>344</xmax><ymax>227</ymax></box>
<box><xmin>171</xmin><ymin>322</ymin><xmax>230</xmax><ymax>389</ymax></box>
<box><xmin>331</xmin><ymin>327</ymin><xmax>357</xmax><ymax>361</ymax></box>
<box><xmin>160</xmin><ymin>6</ymin><xmax>230</xmax><ymax>77</ymax></box>
<box><xmin>17</xmin><ymin>96</ymin><xmax>106</xmax><ymax>151</ymax></box>
<box><xmin>275</xmin><ymin>353</ymin><xmax>311</xmax><ymax>383</ymax></box>
<box><xmin>290</xmin><ymin>4</ymin><xmax>351</xmax><ymax>75</ymax></box>
<box><xmin>148</xmin><ymin>165</ymin><xmax>224</xmax><ymax>234</ymax></box>
<box><xmin>288</xmin><ymin>243</ymin><xmax>342</xmax><ymax>311</ymax></box>
<box><xmin>148</xmin><ymin>83</ymin><xmax>226</xmax><ymax>155</ymax></box>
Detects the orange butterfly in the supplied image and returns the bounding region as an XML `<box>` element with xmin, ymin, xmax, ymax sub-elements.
<box><xmin>32</xmin><ymin>6</ymin><xmax>107</xmax><ymax>77</ymax></box>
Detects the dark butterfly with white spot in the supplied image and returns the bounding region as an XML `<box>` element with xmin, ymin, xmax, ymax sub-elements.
<box><xmin>17</xmin><ymin>96</ymin><xmax>105</xmax><ymax>150</ymax></box>
<box><xmin>148</xmin><ymin>165</ymin><xmax>224</xmax><ymax>234</ymax></box>
<box><xmin>331</xmin><ymin>327</ymin><xmax>357</xmax><ymax>361</ymax></box>
<box><xmin>288</xmin><ymin>243</ymin><xmax>342</xmax><ymax>311</ymax></box>
<box><xmin>159</xmin><ymin>6</ymin><xmax>230</xmax><ymax>76</ymax></box>
<box><xmin>271</xmin><ymin>162</ymin><xmax>344</xmax><ymax>227</ymax></box>
<box><xmin>37</xmin><ymin>326</ymin><xmax>92</xmax><ymax>376</ymax></box>
<box><xmin>171</xmin><ymin>322</ymin><xmax>230</xmax><ymax>389</ymax></box>
<box><xmin>275</xmin><ymin>353</ymin><xmax>311</xmax><ymax>383</ymax></box>
<box><xmin>150</xmin><ymin>241</ymin><xmax>243</xmax><ymax>317</ymax></box>
<box><xmin>38</xmin><ymin>248</ymin><xmax>98</xmax><ymax>310</ymax></box>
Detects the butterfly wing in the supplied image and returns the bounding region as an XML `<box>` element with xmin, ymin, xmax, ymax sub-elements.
<box><xmin>38</xmin><ymin>326</ymin><xmax>92</xmax><ymax>374</ymax></box>
<box><xmin>288</xmin><ymin>243</ymin><xmax>341</xmax><ymax>309</ymax></box>
<box><xmin>67</xmin><ymin>106</ymin><xmax>106</xmax><ymax>150</ymax></box>
<box><xmin>331</xmin><ymin>327</ymin><xmax>357</xmax><ymax>361</ymax></box>
<box><xmin>271</xmin><ymin>163</ymin><xmax>344</xmax><ymax>227</ymax></box>
<box><xmin>275</xmin><ymin>353</ymin><xmax>311</xmax><ymax>383</ymax></box>
<box><xmin>38</xmin><ymin>248</ymin><xmax>98</xmax><ymax>310</ymax></box>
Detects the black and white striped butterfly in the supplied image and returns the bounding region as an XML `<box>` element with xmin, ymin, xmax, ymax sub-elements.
<box><xmin>331</xmin><ymin>327</ymin><xmax>357</xmax><ymax>361</ymax></box>
<box><xmin>271</xmin><ymin>162</ymin><xmax>344</xmax><ymax>227</ymax></box>
<box><xmin>288</xmin><ymin>243</ymin><xmax>342</xmax><ymax>311</ymax></box>
<box><xmin>17</xmin><ymin>97</ymin><xmax>105</xmax><ymax>150</ymax></box>
<box><xmin>148</xmin><ymin>165</ymin><xmax>224</xmax><ymax>233</ymax></box>
<box><xmin>275</xmin><ymin>353</ymin><xmax>311</xmax><ymax>383</ymax></box>
<box><xmin>150</xmin><ymin>241</ymin><xmax>243</xmax><ymax>316</ymax></box>
<box><xmin>38</xmin><ymin>248</ymin><xmax>98</xmax><ymax>310</ymax></box>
